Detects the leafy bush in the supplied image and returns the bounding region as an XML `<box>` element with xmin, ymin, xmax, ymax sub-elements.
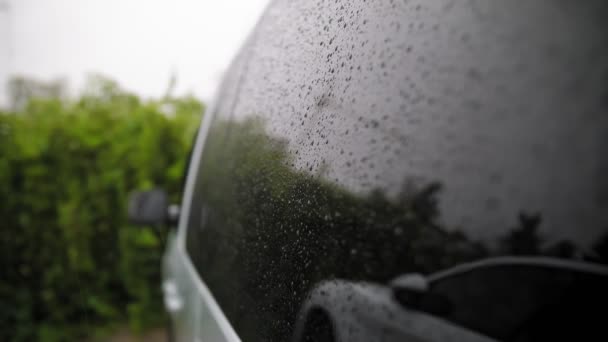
<box><xmin>0</xmin><ymin>76</ymin><xmax>202</xmax><ymax>341</ymax></box>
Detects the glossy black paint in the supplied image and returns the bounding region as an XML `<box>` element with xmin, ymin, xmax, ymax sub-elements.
<box><xmin>427</xmin><ymin>260</ymin><xmax>608</xmax><ymax>341</ymax></box>
<box><xmin>186</xmin><ymin>0</ymin><xmax>608</xmax><ymax>341</ymax></box>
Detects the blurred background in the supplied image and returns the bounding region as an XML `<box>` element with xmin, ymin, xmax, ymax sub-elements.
<box><xmin>0</xmin><ymin>0</ymin><xmax>268</xmax><ymax>340</ymax></box>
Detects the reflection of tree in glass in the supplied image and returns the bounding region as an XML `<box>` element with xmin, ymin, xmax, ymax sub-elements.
<box><xmin>589</xmin><ymin>232</ymin><xmax>608</xmax><ymax>265</ymax></box>
<box><xmin>190</xmin><ymin>117</ymin><xmax>488</xmax><ymax>342</ymax></box>
<box><xmin>190</xmin><ymin>116</ymin><xmax>606</xmax><ymax>342</ymax></box>
<box><xmin>497</xmin><ymin>212</ymin><xmax>608</xmax><ymax>264</ymax></box>
<box><xmin>499</xmin><ymin>212</ymin><xmax>542</xmax><ymax>255</ymax></box>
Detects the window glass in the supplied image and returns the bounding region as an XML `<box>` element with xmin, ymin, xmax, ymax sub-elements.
<box><xmin>430</xmin><ymin>264</ymin><xmax>608</xmax><ymax>341</ymax></box>
<box><xmin>184</xmin><ymin>0</ymin><xmax>608</xmax><ymax>341</ymax></box>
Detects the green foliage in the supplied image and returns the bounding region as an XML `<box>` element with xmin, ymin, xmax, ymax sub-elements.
<box><xmin>0</xmin><ymin>76</ymin><xmax>203</xmax><ymax>341</ymax></box>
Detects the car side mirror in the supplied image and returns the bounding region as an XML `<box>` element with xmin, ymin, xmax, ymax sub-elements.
<box><xmin>390</xmin><ymin>273</ymin><xmax>452</xmax><ymax>316</ymax></box>
<box><xmin>128</xmin><ymin>189</ymin><xmax>180</xmax><ymax>226</ymax></box>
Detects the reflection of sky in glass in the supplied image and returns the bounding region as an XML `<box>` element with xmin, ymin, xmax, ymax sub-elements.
<box><xmin>231</xmin><ymin>0</ymin><xmax>607</xmax><ymax>248</ymax></box>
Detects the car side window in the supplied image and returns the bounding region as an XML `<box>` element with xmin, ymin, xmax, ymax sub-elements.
<box><xmin>429</xmin><ymin>264</ymin><xmax>608</xmax><ymax>341</ymax></box>
<box><xmin>181</xmin><ymin>0</ymin><xmax>608</xmax><ymax>341</ymax></box>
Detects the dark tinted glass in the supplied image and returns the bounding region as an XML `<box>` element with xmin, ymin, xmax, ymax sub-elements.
<box><xmin>186</xmin><ymin>0</ymin><xmax>608</xmax><ymax>341</ymax></box>
<box><xmin>430</xmin><ymin>264</ymin><xmax>608</xmax><ymax>341</ymax></box>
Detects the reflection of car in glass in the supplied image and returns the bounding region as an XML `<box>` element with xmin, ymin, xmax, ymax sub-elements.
<box><xmin>293</xmin><ymin>257</ymin><xmax>608</xmax><ymax>342</ymax></box>
<box><xmin>127</xmin><ymin>0</ymin><xmax>608</xmax><ymax>341</ymax></box>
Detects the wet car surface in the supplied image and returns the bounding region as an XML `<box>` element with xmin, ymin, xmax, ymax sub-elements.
<box><xmin>158</xmin><ymin>0</ymin><xmax>608</xmax><ymax>341</ymax></box>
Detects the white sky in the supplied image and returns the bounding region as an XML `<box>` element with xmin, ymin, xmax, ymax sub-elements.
<box><xmin>0</xmin><ymin>0</ymin><xmax>270</xmax><ymax>106</ymax></box>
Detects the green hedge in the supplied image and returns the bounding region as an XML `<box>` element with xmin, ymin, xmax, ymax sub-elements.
<box><xmin>0</xmin><ymin>76</ymin><xmax>202</xmax><ymax>341</ymax></box>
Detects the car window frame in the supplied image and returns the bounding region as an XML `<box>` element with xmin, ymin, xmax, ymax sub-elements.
<box><xmin>428</xmin><ymin>256</ymin><xmax>608</xmax><ymax>283</ymax></box>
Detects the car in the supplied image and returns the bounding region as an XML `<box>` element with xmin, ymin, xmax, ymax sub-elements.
<box><xmin>128</xmin><ymin>0</ymin><xmax>608</xmax><ymax>341</ymax></box>
<box><xmin>293</xmin><ymin>257</ymin><xmax>608</xmax><ymax>342</ymax></box>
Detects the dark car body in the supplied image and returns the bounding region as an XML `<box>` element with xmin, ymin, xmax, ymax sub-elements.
<box><xmin>156</xmin><ymin>0</ymin><xmax>608</xmax><ymax>341</ymax></box>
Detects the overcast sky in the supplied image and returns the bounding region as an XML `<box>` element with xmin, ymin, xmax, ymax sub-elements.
<box><xmin>0</xmin><ymin>0</ymin><xmax>270</xmax><ymax>106</ymax></box>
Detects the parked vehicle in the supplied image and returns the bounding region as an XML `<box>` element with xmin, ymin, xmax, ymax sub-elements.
<box><xmin>129</xmin><ymin>0</ymin><xmax>608</xmax><ymax>341</ymax></box>
<box><xmin>293</xmin><ymin>257</ymin><xmax>608</xmax><ymax>342</ymax></box>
